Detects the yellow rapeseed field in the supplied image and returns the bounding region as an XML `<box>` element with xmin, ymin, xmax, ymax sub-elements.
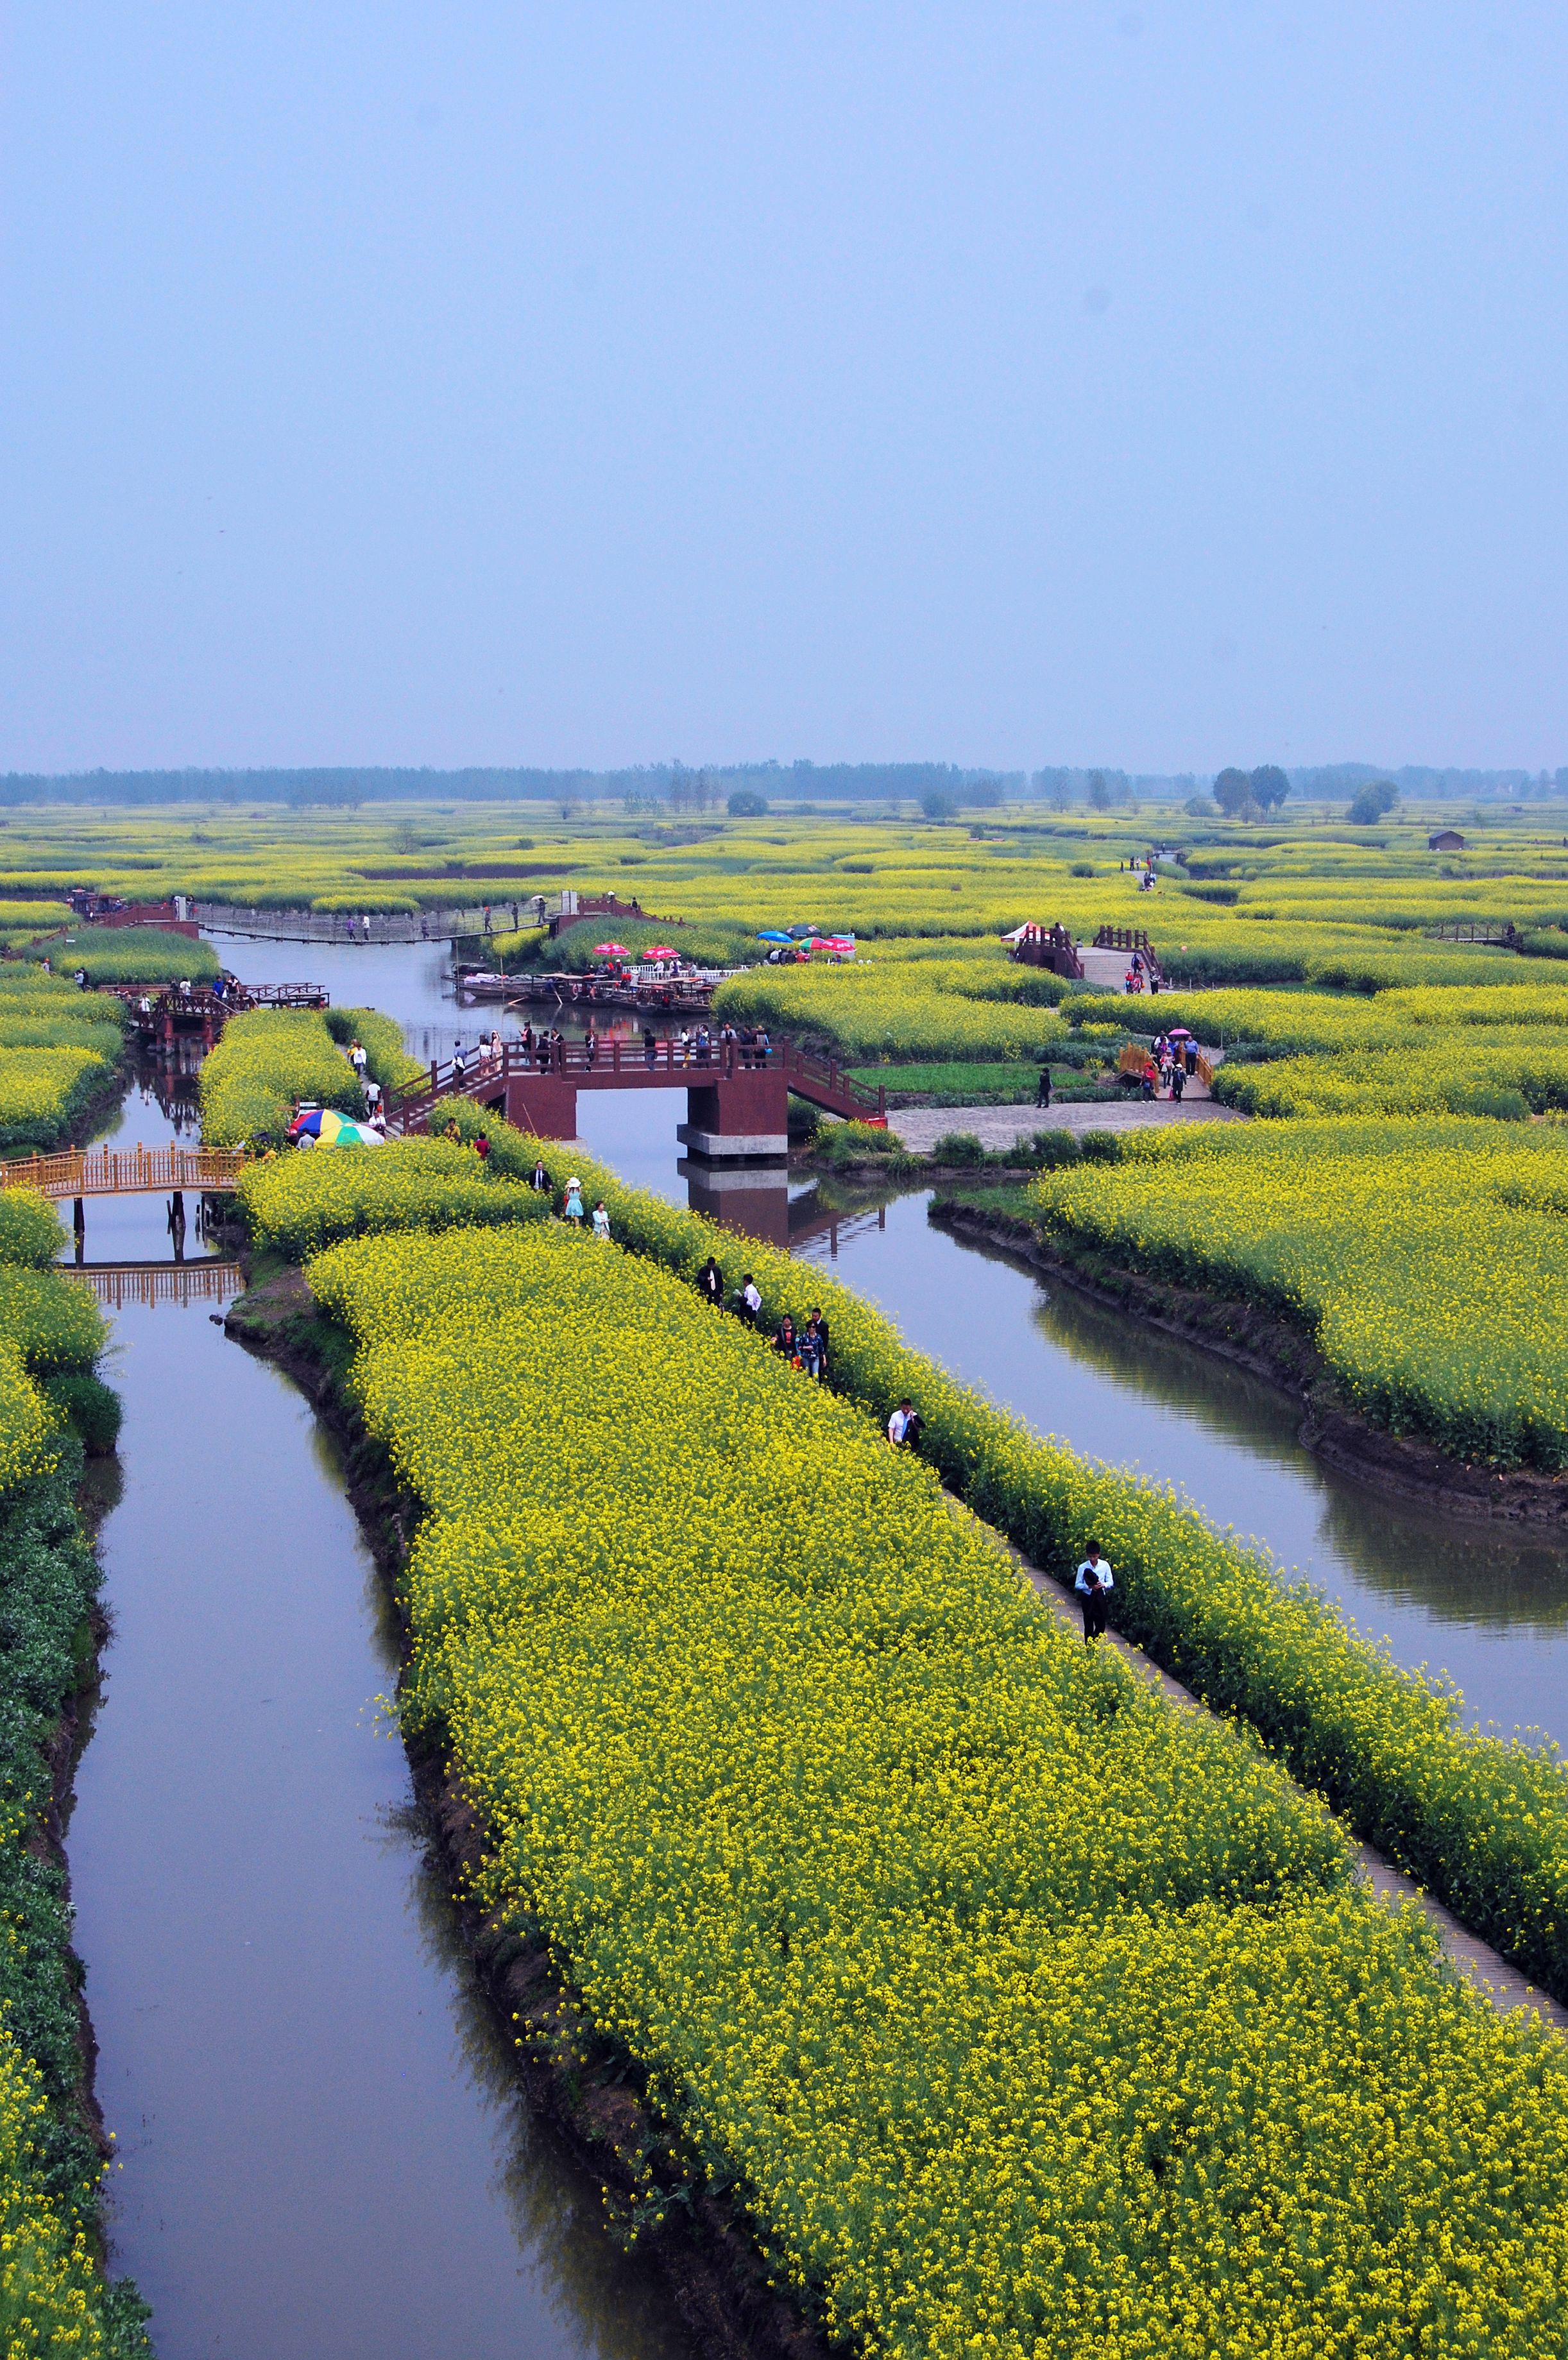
<box><xmin>307</xmin><ymin>1221</ymin><xmax>1568</xmax><ymax>2360</ymax></box>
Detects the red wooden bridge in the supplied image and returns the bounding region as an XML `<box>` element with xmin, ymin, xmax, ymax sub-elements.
<box><xmin>388</xmin><ymin>1035</ymin><xmax>886</xmax><ymax>1155</ymax></box>
<box><xmin>106</xmin><ymin>980</ymin><xmax>328</xmax><ymax>1047</ymax></box>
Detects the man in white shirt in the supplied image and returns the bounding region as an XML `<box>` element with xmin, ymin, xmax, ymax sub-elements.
<box><xmin>1075</xmin><ymin>1545</ymin><xmax>1114</xmax><ymax>1643</ymax></box>
<box><xmin>740</xmin><ymin>1276</ymin><xmax>762</xmax><ymax>1326</ymax></box>
<box><xmin>887</xmin><ymin>1399</ymin><xmax>912</xmax><ymax>1446</ymax></box>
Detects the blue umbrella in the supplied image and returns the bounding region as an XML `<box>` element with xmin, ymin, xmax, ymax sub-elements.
<box><xmin>756</xmin><ymin>930</ymin><xmax>794</xmax><ymax>943</ymax></box>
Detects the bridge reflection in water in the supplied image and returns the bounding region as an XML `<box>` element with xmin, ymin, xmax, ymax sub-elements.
<box><xmin>60</xmin><ymin>1260</ymin><xmax>244</xmax><ymax>1312</ymax></box>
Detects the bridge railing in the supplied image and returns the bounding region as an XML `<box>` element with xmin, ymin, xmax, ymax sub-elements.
<box><xmin>0</xmin><ymin>1145</ymin><xmax>248</xmax><ymax>1199</ymax></box>
<box><xmin>387</xmin><ymin>1034</ymin><xmax>886</xmax><ymax>1131</ymax></box>
<box><xmin>108</xmin><ymin>982</ymin><xmax>328</xmax><ymax>1018</ymax></box>
<box><xmin>195</xmin><ymin>902</ymin><xmax>545</xmax><ymax>945</ymax></box>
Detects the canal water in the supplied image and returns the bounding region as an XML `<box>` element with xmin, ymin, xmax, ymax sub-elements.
<box><xmin>64</xmin><ymin>934</ymin><xmax>1568</xmax><ymax>2348</ymax></box>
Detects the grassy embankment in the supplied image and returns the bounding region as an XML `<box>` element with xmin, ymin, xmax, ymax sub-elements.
<box><xmin>0</xmin><ymin>1192</ymin><xmax>149</xmax><ymax>2354</ymax></box>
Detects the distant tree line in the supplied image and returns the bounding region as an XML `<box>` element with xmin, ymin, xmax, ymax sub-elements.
<box><xmin>3</xmin><ymin>756</ymin><xmax>1564</xmax><ymax>811</ymax></box>
<box><xmin>0</xmin><ymin>759</ymin><xmax>1027</xmax><ymax>809</ymax></box>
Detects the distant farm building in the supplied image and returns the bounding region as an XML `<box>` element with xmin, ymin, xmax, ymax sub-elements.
<box><xmin>1428</xmin><ymin>829</ymin><xmax>1465</xmax><ymax>851</ymax></box>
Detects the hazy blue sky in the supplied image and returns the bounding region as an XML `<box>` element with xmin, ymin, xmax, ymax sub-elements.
<box><xmin>3</xmin><ymin>4</ymin><xmax>1564</xmax><ymax>774</ymax></box>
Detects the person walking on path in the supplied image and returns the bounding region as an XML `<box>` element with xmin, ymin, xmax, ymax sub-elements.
<box><xmin>643</xmin><ymin>1025</ymin><xmax>658</xmax><ymax>1070</ymax></box>
<box><xmin>1035</xmin><ymin>1065</ymin><xmax>1052</xmax><ymax>1109</ymax></box>
<box><xmin>592</xmin><ymin>1199</ymin><xmax>611</xmax><ymax>1242</ymax></box>
<box><xmin>530</xmin><ymin>1156</ymin><xmax>549</xmax><ymax>1192</ymax></box>
<box><xmin>888</xmin><ymin>1398</ymin><xmax>923</xmax><ymax>1447</ymax></box>
<box><xmin>802</xmin><ymin>1307</ymin><xmax>829</xmax><ymax>1381</ymax></box>
<box><xmin>1075</xmin><ymin>1545</ymin><xmax>1114</xmax><ymax>1643</ymax></box>
<box><xmin>738</xmin><ymin>1273</ymin><xmax>762</xmax><ymax>1326</ymax></box>
<box><xmin>1170</xmin><ymin>1060</ymin><xmax>1185</xmax><ymax>1102</ymax></box>
<box><xmin>774</xmin><ymin>1313</ymin><xmax>799</xmax><ymax>1364</ymax></box>
<box><xmin>697</xmin><ymin>1254</ymin><xmax>725</xmax><ymax>1308</ymax></box>
<box><xmin>563</xmin><ymin>1176</ymin><xmax>585</xmax><ymax>1226</ymax></box>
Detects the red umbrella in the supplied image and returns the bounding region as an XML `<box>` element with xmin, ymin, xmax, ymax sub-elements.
<box><xmin>643</xmin><ymin>945</ymin><xmax>679</xmax><ymax>959</ymax></box>
<box><xmin>592</xmin><ymin>942</ymin><xmax>629</xmax><ymax>956</ymax></box>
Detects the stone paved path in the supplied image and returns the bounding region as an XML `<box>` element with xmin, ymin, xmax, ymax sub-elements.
<box><xmin>974</xmin><ymin>1519</ymin><xmax>1568</xmax><ymax>2033</ymax></box>
<box><xmin>889</xmin><ymin>1098</ymin><xmax>1245</xmax><ymax>1153</ymax></box>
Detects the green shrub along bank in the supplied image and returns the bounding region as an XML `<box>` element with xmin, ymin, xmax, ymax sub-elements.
<box><xmin>242</xmin><ymin>1118</ymin><xmax>1568</xmax><ymax>2008</ymax></box>
<box><xmin>0</xmin><ymin>1203</ymin><xmax>149</xmax><ymax>2350</ymax></box>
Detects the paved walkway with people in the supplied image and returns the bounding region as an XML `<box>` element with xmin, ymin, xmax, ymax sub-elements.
<box><xmin>967</xmin><ymin>1507</ymin><xmax>1568</xmax><ymax>2033</ymax></box>
<box><xmin>888</xmin><ymin>1098</ymin><xmax>1245</xmax><ymax>1154</ymax></box>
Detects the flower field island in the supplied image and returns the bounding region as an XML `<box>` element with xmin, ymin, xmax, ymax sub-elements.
<box><xmin>0</xmin><ymin>971</ymin><xmax>129</xmax><ymax>1156</ymax></box>
<box><xmin>1025</xmin><ymin>1116</ymin><xmax>1568</xmax><ymax>1471</ymax></box>
<box><xmin>278</xmin><ymin>1216</ymin><xmax>1568</xmax><ymax>2360</ymax></box>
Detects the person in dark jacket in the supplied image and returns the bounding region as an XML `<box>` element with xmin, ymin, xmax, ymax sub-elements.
<box><xmin>697</xmin><ymin>1255</ymin><xmax>725</xmax><ymax>1307</ymax></box>
<box><xmin>802</xmin><ymin>1307</ymin><xmax>829</xmax><ymax>1381</ymax></box>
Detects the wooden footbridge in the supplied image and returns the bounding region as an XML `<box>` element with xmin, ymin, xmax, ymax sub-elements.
<box><xmin>105</xmin><ymin>980</ymin><xmax>327</xmax><ymax>1048</ymax></box>
<box><xmin>0</xmin><ymin>1145</ymin><xmax>246</xmax><ymax>1202</ymax></box>
<box><xmin>389</xmin><ymin>1035</ymin><xmax>886</xmax><ymax>1156</ymax></box>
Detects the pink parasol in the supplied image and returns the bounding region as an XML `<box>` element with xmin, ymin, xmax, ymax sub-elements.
<box><xmin>642</xmin><ymin>945</ymin><xmax>679</xmax><ymax>959</ymax></box>
<box><xmin>592</xmin><ymin>942</ymin><xmax>629</xmax><ymax>956</ymax></box>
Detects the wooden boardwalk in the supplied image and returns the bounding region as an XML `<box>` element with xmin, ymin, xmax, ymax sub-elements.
<box><xmin>0</xmin><ymin>1143</ymin><xmax>246</xmax><ymax>1200</ymax></box>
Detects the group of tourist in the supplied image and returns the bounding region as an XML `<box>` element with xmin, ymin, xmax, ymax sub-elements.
<box><xmin>694</xmin><ymin>1254</ymin><xmax>836</xmax><ymax>1380</ymax></box>
<box><xmin>1123</xmin><ymin>950</ymin><xmax>1161</xmax><ymax>993</ymax></box>
<box><xmin>1135</xmin><ymin>1029</ymin><xmax>1198</xmax><ymax>1101</ymax></box>
<box><xmin>550</xmin><ymin>1170</ymin><xmax>613</xmax><ymax>1241</ymax></box>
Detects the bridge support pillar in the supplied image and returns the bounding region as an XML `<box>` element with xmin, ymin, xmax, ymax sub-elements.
<box><xmin>502</xmin><ymin>1073</ymin><xmax>579</xmax><ymax>1140</ymax></box>
<box><xmin>679</xmin><ymin>1069</ymin><xmax>788</xmax><ymax>1159</ymax></box>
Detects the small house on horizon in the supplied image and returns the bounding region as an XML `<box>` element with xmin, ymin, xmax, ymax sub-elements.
<box><xmin>1428</xmin><ymin>828</ymin><xmax>1465</xmax><ymax>851</ymax></box>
